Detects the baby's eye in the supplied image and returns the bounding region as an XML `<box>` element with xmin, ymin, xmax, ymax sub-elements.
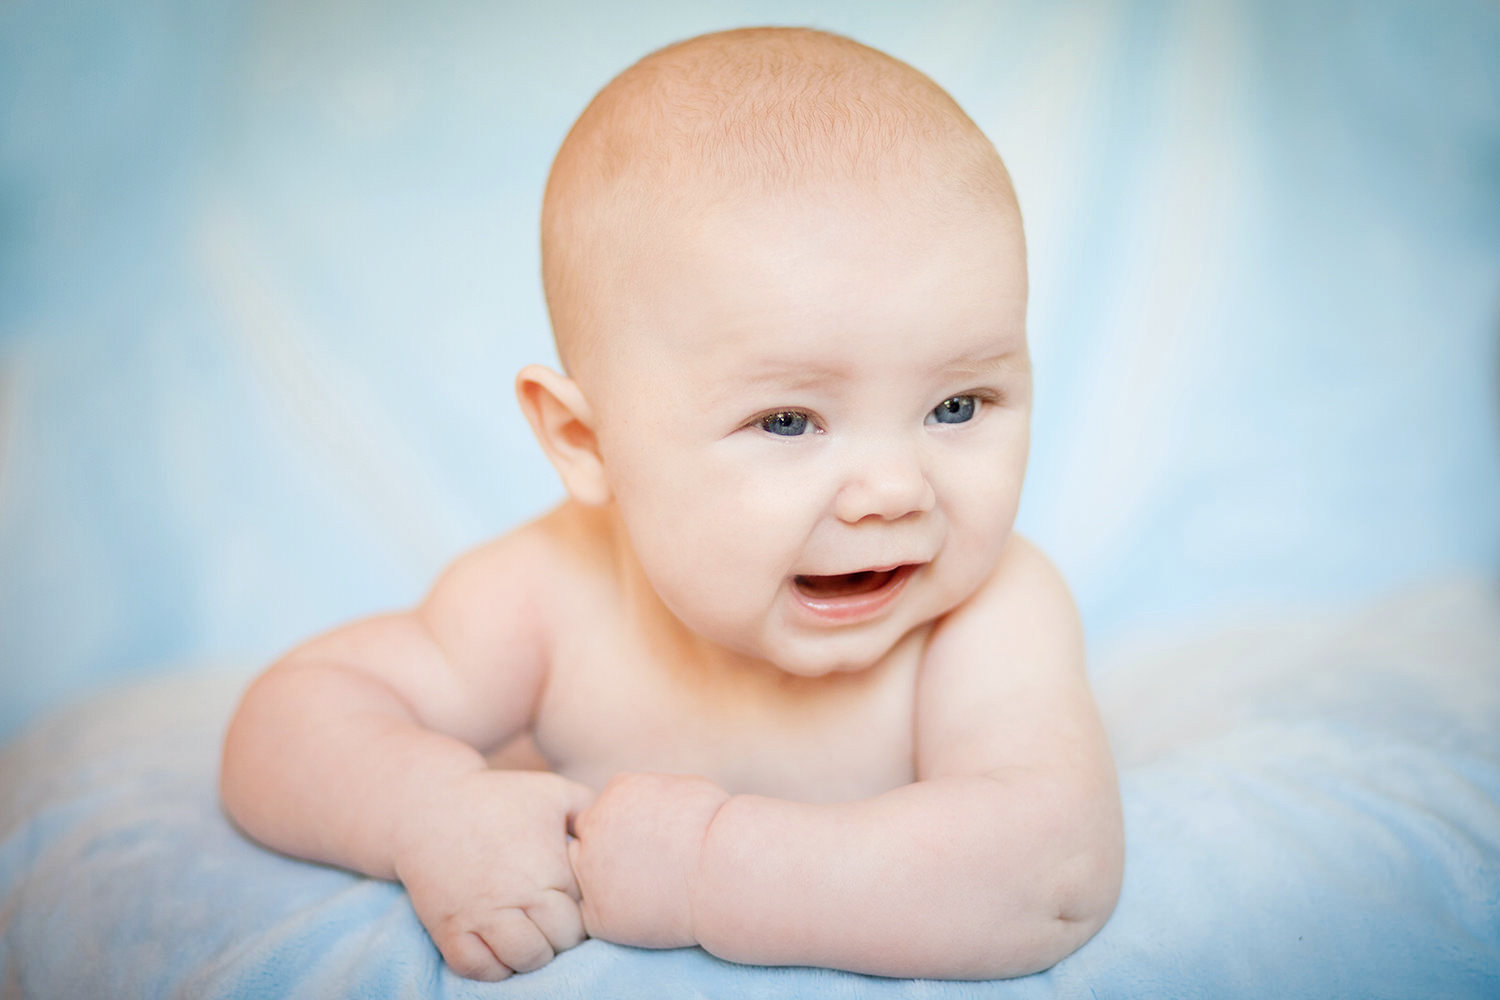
<box><xmin>927</xmin><ymin>395</ymin><xmax>979</xmax><ymax>425</ymax></box>
<box><xmin>760</xmin><ymin>411</ymin><xmax>811</xmax><ymax>436</ymax></box>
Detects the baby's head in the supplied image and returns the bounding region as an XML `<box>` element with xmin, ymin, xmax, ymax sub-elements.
<box><xmin>520</xmin><ymin>27</ymin><xmax>1032</xmax><ymax>675</ymax></box>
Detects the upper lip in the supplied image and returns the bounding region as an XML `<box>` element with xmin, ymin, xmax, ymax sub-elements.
<box><xmin>795</xmin><ymin>561</ymin><xmax>923</xmax><ymax>578</ymax></box>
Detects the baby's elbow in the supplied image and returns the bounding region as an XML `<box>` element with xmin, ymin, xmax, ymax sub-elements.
<box><xmin>1045</xmin><ymin>769</ymin><xmax>1125</xmax><ymax>949</ymax></box>
<box><xmin>218</xmin><ymin>711</ymin><xmax>262</xmax><ymax>834</ymax></box>
<box><xmin>1032</xmin><ymin>829</ymin><xmax>1125</xmax><ymax>972</ymax></box>
<box><xmin>981</xmin><ymin>821</ymin><xmax>1124</xmax><ymax>979</ymax></box>
<box><xmin>218</xmin><ymin>672</ymin><xmax>289</xmax><ymax>834</ymax></box>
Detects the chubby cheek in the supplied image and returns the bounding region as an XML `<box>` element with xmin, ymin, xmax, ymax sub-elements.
<box><xmin>614</xmin><ymin>450</ymin><xmax>817</xmax><ymax>633</ymax></box>
<box><xmin>938</xmin><ymin>458</ymin><xmax>1025</xmax><ymax>590</ymax></box>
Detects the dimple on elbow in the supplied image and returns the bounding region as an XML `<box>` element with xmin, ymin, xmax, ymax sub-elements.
<box><xmin>1048</xmin><ymin>842</ymin><xmax>1124</xmax><ymax>952</ymax></box>
<box><xmin>965</xmin><ymin>861</ymin><xmax>1123</xmax><ymax>979</ymax></box>
<box><xmin>1002</xmin><ymin>895</ymin><xmax>1119</xmax><ymax>978</ymax></box>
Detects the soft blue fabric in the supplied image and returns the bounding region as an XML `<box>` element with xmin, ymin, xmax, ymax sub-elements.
<box><xmin>3</xmin><ymin>1</ymin><xmax>1500</xmax><ymax>996</ymax></box>
<box><xmin>3</xmin><ymin>581</ymin><xmax>1497</xmax><ymax>997</ymax></box>
<box><xmin>2</xmin><ymin>0</ymin><xmax>1498</xmax><ymax>741</ymax></box>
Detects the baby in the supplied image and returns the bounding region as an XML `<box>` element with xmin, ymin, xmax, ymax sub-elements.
<box><xmin>221</xmin><ymin>26</ymin><xmax>1123</xmax><ymax>982</ymax></box>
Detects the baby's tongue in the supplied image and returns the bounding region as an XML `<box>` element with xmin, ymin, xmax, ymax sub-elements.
<box><xmin>795</xmin><ymin>569</ymin><xmax>892</xmax><ymax>598</ymax></box>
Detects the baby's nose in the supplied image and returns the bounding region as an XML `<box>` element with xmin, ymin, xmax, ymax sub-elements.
<box><xmin>833</xmin><ymin>442</ymin><xmax>936</xmax><ymax>524</ymax></box>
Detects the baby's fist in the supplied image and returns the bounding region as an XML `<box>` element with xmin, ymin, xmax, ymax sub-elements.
<box><xmin>567</xmin><ymin>772</ymin><xmax>730</xmax><ymax>949</ymax></box>
<box><xmin>395</xmin><ymin>770</ymin><xmax>594</xmax><ymax>982</ymax></box>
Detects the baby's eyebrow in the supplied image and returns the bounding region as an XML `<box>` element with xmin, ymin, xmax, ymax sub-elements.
<box><xmin>936</xmin><ymin>350</ymin><xmax>1030</xmax><ymax>378</ymax></box>
<box><xmin>699</xmin><ymin>362</ymin><xmax>844</xmax><ymax>412</ymax></box>
<box><xmin>734</xmin><ymin>363</ymin><xmax>848</xmax><ymax>391</ymax></box>
<box><xmin>716</xmin><ymin>347</ymin><xmax>1028</xmax><ymax>401</ymax></box>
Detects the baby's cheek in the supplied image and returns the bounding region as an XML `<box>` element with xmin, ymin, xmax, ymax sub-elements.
<box><xmin>941</xmin><ymin>519</ymin><xmax>1013</xmax><ymax>605</ymax></box>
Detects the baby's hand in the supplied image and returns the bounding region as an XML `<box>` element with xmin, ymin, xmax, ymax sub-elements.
<box><xmin>394</xmin><ymin>770</ymin><xmax>595</xmax><ymax>981</ymax></box>
<box><xmin>567</xmin><ymin>772</ymin><xmax>730</xmax><ymax>949</ymax></box>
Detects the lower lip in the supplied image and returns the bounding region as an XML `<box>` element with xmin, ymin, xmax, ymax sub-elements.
<box><xmin>789</xmin><ymin>564</ymin><xmax>918</xmax><ymax>624</ymax></box>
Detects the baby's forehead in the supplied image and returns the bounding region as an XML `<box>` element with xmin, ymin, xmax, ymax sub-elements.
<box><xmin>625</xmin><ymin>191</ymin><xmax>1025</xmax><ymax>365</ymax></box>
<box><xmin>542</xmin><ymin>27</ymin><xmax>1018</xmax><ymax>379</ymax></box>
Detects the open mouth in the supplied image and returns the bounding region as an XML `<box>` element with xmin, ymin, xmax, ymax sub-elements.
<box><xmin>794</xmin><ymin>567</ymin><xmax>904</xmax><ymax>598</ymax></box>
<box><xmin>790</xmin><ymin>564</ymin><xmax>918</xmax><ymax>621</ymax></box>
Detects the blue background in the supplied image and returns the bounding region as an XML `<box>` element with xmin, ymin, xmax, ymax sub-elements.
<box><xmin>2</xmin><ymin>0</ymin><xmax>1498</xmax><ymax>742</ymax></box>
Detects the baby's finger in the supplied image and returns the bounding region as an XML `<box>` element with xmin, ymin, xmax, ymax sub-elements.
<box><xmin>439</xmin><ymin>930</ymin><xmax>514</xmax><ymax>982</ymax></box>
<box><xmin>480</xmin><ymin>907</ymin><xmax>556</xmax><ymax>975</ymax></box>
<box><xmin>570</xmin><ymin>869</ymin><xmax>604</xmax><ymax>941</ymax></box>
<box><xmin>564</xmin><ymin>837</ymin><xmax>584</xmax><ymax>900</ymax></box>
<box><xmin>527</xmin><ymin>888</ymin><xmax>588</xmax><ymax>953</ymax></box>
<box><xmin>560</xmin><ymin>779</ymin><xmax>596</xmax><ymax>832</ymax></box>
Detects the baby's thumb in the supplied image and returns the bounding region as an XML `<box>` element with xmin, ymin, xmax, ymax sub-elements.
<box><xmin>565</xmin><ymin>838</ymin><xmax>605</xmax><ymax>939</ymax></box>
<box><xmin>565</xmin><ymin>836</ymin><xmax>592</xmax><ymax>920</ymax></box>
<box><xmin>562</xmin><ymin>780</ymin><xmax>595</xmax><ymax>836</ymax></box>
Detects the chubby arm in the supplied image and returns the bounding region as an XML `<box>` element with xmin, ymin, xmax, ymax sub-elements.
<box><xmin>221</xmin><ymin>530</ymin><xmax>550</xmax><ymax>873</ymax></box>
<box><xmin>221</xmin><ymin>525</ymin><xmax>593</xmax><ymax>980</ymax></box>
<box><xmin>570</xmin><ymin>535</ymin><xmax>1122</xmax><ymax>979</ymax></box>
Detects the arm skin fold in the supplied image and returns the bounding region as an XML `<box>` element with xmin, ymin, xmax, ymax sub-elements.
<box><xmin>688</xmin><ymin>770</ymin><xmax>1122</xmax><ymax>980</ymax></box>
<box><xmin>220</xmin><ymin>656</ymin><xmax>493</xmax><ymax>881</ymax></box>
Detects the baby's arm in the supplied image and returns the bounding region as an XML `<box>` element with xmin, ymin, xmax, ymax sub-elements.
<box><xmin>220</xmin><ymin>528</ymin><xmax>593</xmax><ymax>981</ymax></box>
<box><xmin>569</xmin><ymin>535</ymin><xmax>1122</xmax><ymax>979</ymax></box>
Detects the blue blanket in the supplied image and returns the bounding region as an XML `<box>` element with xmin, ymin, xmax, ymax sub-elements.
<box><xmin>2</xmin><ymin>0</ymin><xmax>1498</xmax><ymax>994</ymax></box>
<box><xmin>3</xmin><ymin>580</ymin><xmax>1497</xmax><ymax>998</ymax></box>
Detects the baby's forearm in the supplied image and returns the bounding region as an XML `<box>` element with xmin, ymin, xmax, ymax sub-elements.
<box><xmin>689</xmin><ymin>774</ymin><xmax>1120</xmax><ymax>979</ymax></box>
<box><xmin>220</xmin><ymin>659</ymin><xmax>488</xmax><ymax>879</ymax></box>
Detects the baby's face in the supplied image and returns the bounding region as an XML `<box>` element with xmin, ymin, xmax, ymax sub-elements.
<box><xmin>586</xmin><ymin>180</ymin><xmax>1031</xmax><ymax>676</ymax></box>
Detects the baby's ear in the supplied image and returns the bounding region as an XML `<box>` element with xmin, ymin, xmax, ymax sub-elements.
<box><xmin>515</xmin><ymin>365</ymin><xmax>611</xmax><ymax>505</ymax></box>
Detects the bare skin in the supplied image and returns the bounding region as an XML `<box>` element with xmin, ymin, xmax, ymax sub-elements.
<box><xmin>220</xmin><ymin>26</ymin><xmax>1124</xmax><ymax>983</ymax></box>
<box><xmin>223</xmin><ymin>504</ymin><xmax>1120</xmax><ymax>979</ymax></box>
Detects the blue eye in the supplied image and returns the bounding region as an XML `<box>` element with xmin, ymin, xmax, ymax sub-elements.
<box><xmin>761</xmin><ymin>411</ymin><xmax>811</xmax><ymax>436</ymax></box>
<box><xmin>928</xmin><ymin>395</ymin><xmax>978</xmax><ymax>425</ymax></box>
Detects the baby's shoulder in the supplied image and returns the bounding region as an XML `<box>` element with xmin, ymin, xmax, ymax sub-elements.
<box><xmin>936</xmin><ymin>532</ymin><xmax>1075</xmax><ymax>631</ymax></box>
<box><xmin>424</xmin><ymin>502</ymin><xmax>615</xmax><ymax>627</ymax></box>
<box><xmin>912</xmin><ymin>533</ymin><xmax>1088</xmax><ymax>777</ymax></box>
<box><xmin>919</xmin><ymin>532</ymin><xmax>1082</xmax><ymax>680</ymax></box>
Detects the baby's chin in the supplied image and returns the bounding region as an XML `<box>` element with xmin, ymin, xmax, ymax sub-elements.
<box><xmin>754</xmin><ymin>624</ymin><xmax>921</xmax><ymax>679</ymax></box>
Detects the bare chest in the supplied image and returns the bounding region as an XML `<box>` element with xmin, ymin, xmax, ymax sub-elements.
<box><xmin>529</xmin><ymin>611</ymin><xmax>922</xmax><ymax>804</ymax></box>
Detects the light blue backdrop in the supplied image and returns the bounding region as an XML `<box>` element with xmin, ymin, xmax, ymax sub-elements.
<box><xmin>2</xmin><ymin>0</ymin><xmax>1498</xmax><ymax>741</ymax></box>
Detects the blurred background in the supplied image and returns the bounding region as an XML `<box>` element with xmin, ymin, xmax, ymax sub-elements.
<box><xmin>2</xmin><ymin>0</ymin><xmax>1497</xmax><ymax>743</ymax></box>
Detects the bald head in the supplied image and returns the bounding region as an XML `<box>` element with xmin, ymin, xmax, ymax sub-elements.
<box><xmin>541</xmin><ymin>27</ymin><xmax>1019</xmax><ymax>377</ymax></box>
